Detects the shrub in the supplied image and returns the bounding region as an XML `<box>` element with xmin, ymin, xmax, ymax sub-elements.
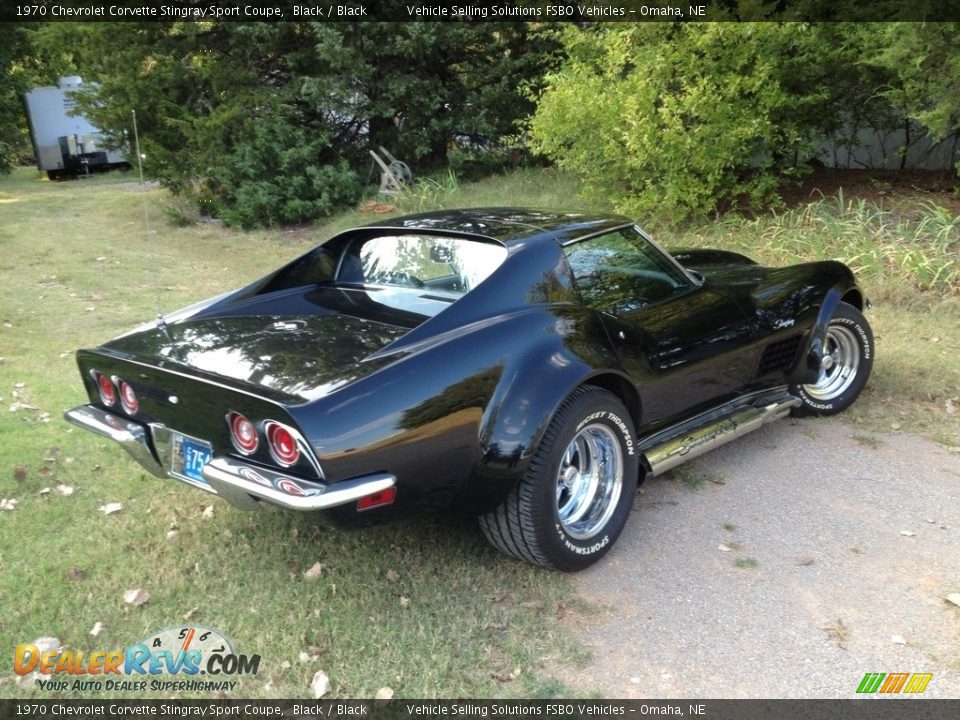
<box><xmin>529</xmin><ymin>24</ymin><xmax>823</xmax><ymax>225</ymax></box>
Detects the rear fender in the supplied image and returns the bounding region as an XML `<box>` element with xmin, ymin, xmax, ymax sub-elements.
<box><xmin>470</xmin><ymin>309</ymin><xmax>624</xmax><ymax>508</ymax></box>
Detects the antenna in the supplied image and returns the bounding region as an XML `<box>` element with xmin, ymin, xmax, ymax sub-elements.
<box><xmin>131</xmin><ymin>109</ymin><xmax>167</xmax><ymax>332</ymax></box>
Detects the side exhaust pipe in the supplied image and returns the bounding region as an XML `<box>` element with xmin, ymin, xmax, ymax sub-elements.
<box><xmin>643</xmin><ymin>398</ymin><xmax>800</xmax><ymax>476</ymax></box>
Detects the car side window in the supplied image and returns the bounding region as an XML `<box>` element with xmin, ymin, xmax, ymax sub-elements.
<box><xmin>563</xmin><ymin>228</ymin><xmax>691</xmax><ymax>313</ymax></box>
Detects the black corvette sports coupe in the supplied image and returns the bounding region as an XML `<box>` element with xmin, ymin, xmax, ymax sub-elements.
<box><xmin>67</xmin><ymin>209</ymin><xmax>873</xmax><ymax>570</ymax></box>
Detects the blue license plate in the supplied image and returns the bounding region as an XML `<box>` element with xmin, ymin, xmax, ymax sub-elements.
<box><xmin>179</xmin><ymin>436</ymin><xmax>212</xmax><ymax>483</ymax></box>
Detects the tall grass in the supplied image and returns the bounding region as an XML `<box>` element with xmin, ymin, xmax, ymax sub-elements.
<box><xmin>670</xmin><ymin>190</ymin><xmax>960</xmax><ymax>295</ymax></box>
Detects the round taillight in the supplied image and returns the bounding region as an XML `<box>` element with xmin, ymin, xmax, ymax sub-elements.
<box><xmin>266</xmin><ymin>421</ymin><xmax>300</xmax><ymax>467</ymax></box>
<box><xmin>228</xmin><ymin>412</ymin><xmax>258</xmax><ymax>455</ymax></box>
<box><xmin>96</xmin><ymin>372</ymin><xmax>116</xmax><ymax>407</ymax></box>
<box><xmin>118</xmin><ymin>380</ymin><xmax>139</xmax><ymax>414</ymax></box>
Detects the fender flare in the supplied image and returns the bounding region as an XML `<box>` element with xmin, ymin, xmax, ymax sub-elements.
<box><xmin>792</xmin><ymin>285</ymin><xmax>851</xmax><ymax>384</ymax></box>
<box><xmin>479</xmin><ymin>354</ymin><xmax>633</xmax><ymax>477</ymax></box>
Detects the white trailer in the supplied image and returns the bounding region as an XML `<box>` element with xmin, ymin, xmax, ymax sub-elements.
<box><xmin>23</xmin><ymin>76</ymin><xmax>128</xmax><ymax>179</ymax></box>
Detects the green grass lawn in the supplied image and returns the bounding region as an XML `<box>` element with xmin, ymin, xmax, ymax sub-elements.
<box><xmin>0</xmin><ymin>168</ymin><xmax>586</xmax><ymax>700</ymax></box>
<box><xmin>1</xmin><ymin>164</ymin><xmax>957</xmax><ymax>700</ymax></box>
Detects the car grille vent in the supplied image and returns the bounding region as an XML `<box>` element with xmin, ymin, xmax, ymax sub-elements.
<box><xmin>757</xmin><ymin>334</ymin><xmax>803</xmax><ymax>376</ymax></box>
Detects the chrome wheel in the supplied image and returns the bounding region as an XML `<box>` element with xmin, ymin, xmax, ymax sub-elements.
<box><xmin>803</xmin><ymin>325</ymin><xmax>861</xmax><ymax>401</ymax></box>
<box><xmin>556</xmin><ymin>424</ymin><xmax>623</xmax><ymax>540</ymax></box>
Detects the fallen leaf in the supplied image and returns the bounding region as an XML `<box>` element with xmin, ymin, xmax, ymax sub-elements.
<box><xmin>57</xmin><ymin>484</ymin><xmax>74</xmax><ymax>496</ymax></box>
<box><xmin>39</xmin><ymin>487</ymin><xmax>51</xmax><ymax>495</ymax></box>
<box><xmin>202</xmin><ymin>505</ymin><xmax>214</xmax><ymax>519</ymax></box>
<box><xmin>37</xmin><ymin>466</ymin><xmax>52</xmax><ymax>477</ymax></box>
<box><xmin>890</xmin><ymin>422</ymin><xmax>902</xmax><ymax>431</ymax></box>
<box><xmin>375</xmin><ymin>687</ymin><xmax>394</xmax><ymax>700</ymax></box>
<box><xmin>99</xmin><ymin>502</ymin><xmax>122</xmax><ymax>515</ymax></box>
<box><xmin>166</xmin><ymin>530</ymin><xmax>180</xmax><ymax>541</ymax></box>
<box><xmin>399</xmin><ymin>596</ymin><xmax>410</xmax><ymax>607</ymax></box>
<box><xmin>183</xmin><ymin>607</ymin><xmax>199</xmax><ymax>621</ymax></box>
<box><xmin>386</xmin><ymin>569</ymin><xmax>400</xmax><ymax>583</ymax></box>
<box><xmin>796</xmin><ymin>556</ymin><xmax>815</xmax><ymax>566</ymax></box>
<box><xmin>303</xmin><ymin>562</ymin><xmax>325</xmax><ymax>580</ymax></box>
<box><xmin>900</xmin><ymin>530</ymin><xmax>916</xmax><ymax>537</ymax></box>
<box><xmin>946</xmin><ymin>399</ymin><xmax>957</xmax><ymax>415</ymax></box>
<box><xmin>930</xmin><ymin>336</ymin><xmax>940</xmax><ymax>343</ymax></box>
<box><xmin>280</xmin><ymin>661</ymin><xmax>291</xmax><ymax>670</ymax></box>
<box><xmin>311</xmin><ymin>670</ymin><xmax>330</xmax><ymax>699</ymax></box>
<box><xmin>90</xmin><ymin>622</ymin><xmax>105</xmax><ymax>637</ymax></box>
<box><xmin>718</xmin><ymin>544</ymin><xmax>731</xmax><ymax>552</ymax></box>
<box><xmin>946</xmin><ymin>593</ymin><xmax>960</xmax><ymax>608</ymax></box>
<box><xmin>10</xmin><ymin>402</ymin><xmax>37</xmax><ymax>412</ymax></box>
<box><xmin>123</xmin><ymin>589</ymin><xmax>150</xmax><ymax>607</ymax></box>
<box><xmin>13</xmin><ymin>381</ymin><xmax>25</xmax><ymax>389</ymax></box>
<box><xmin>67</xmin><ymin>568</ymin><xmax>86</xmax><ymax>582</ymax></box>
<box><xmin>13</xmin><ymin>466</ymin><xmax>26</xmax><ymax>482</ymax></box>
<box><xmin>491</xmin><ymin>667</ymin><xmax>522</xmax><ymax>682</ymax></box>
<box><xmin>891</xmin><ymin>634</ymin><xmax>906</xmax><ymax>645</ymax></box>
<box><xmin>0</xmin><ymin>498</ymin><xmax>17</xmax><ymax>511</ymax></box>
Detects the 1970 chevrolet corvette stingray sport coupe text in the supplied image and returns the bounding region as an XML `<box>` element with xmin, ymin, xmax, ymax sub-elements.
<box><xmin>66</xmin><ymin>209</ymin><xmax>873</xmax><ymax>570</ymax></box>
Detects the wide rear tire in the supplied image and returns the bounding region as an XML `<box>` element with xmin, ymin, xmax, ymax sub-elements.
<box><xmin>479</xmin><ymin>386</ymin><xmax>638</xmax><ymax>571</ymax></box>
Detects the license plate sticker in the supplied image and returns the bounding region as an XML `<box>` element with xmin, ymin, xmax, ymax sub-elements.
<box><xmin>172</xmin><ymin>433</ymin><xmax>213</xmax><ymax>485</ymax></box>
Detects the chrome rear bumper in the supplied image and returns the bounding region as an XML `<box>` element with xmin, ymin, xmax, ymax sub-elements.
<box><xmin>64</xmin><ymin>404</ymin><xmax>395</xmax><ymax>512</ymax></box>
<box><xmin>64</xmin><ymin>404</ymin><xmax>167</xmax><ymax>478</ymax></box>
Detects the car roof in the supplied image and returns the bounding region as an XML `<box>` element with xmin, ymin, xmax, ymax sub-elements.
<box><xmin>358</xmin><ymin>207</ymin><xmax>632</xmax><ymax>245</ymax></box>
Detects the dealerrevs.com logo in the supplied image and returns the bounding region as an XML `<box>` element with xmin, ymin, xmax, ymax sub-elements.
<box><xmin>856</xmin><ymin>672</ymin><xmax>933</xmax><ymax>695</ymax></box>
<box><xmin>14</xmin><ymin>626</ymin><xmax>260</xmax><ymax>693</ymax></box>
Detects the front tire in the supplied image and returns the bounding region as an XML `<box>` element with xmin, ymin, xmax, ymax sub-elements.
<box><xmin>791</xmin><ymin>301</ymin><xmax>874</xmax><ymax>416</ymax></box>
<box><xmin>479</xmin><ymin>386</ymin><xmax>639</xmax><ymax>571</ymax></box>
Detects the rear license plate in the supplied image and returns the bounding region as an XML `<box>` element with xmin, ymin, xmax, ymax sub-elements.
<box><xmin>171</xmin><ymin>433</ymin><xmax>213</xmax><ymax>485</ymax></box>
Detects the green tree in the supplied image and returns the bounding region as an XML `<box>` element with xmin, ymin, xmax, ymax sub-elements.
<box><xmin>0</xmin><ymin>24</ymin><xmax>45</xmax><ymax>173</ymax></box>
<box><xmin>872</xmin><ymin>22</ymin><xmax>960</xmax><ymax>167</ymax></box>
<box><xmin>30</xmin><ymin>19</ymin><xmax>557</xmax><ymax>227</ymax></box>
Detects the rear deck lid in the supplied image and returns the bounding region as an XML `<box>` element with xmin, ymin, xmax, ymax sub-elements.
<box><xmin>102</xmin><ymin>311</ymin><xmax>409</xmax><ymax>402</ymax></box>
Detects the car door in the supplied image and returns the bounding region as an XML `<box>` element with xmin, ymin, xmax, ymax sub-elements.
<box><xmin>562</xmin><ymin>227</ymin><xmax>758</xmax><ymax>428</ymax></box>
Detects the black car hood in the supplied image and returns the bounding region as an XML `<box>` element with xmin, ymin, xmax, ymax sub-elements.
<box><xmin>103</xmin><ymin>312</ymin><xmax>409</xmax><ymax>402</ymax></box>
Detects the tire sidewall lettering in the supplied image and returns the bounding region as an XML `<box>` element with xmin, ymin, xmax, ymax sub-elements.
<box><xmin>833</xmin><ymin>316</ymin><xmax>872</xmax><ymax>360</ymax></box>
<box><xmin>574</xmin><ymin>410</ymin><xmax>635</xmax><ymax>456</ymax></box>
<box><xmin>554</xmin><ymin>522</ymin><xmax>610</xmax><ymax>556</ymax></box>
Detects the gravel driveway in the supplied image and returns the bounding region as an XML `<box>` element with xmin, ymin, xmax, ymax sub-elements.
<box><xmin>558</xmin><ymin>418</ymin><xmax>960</xmax><ymax>698</ymax></box>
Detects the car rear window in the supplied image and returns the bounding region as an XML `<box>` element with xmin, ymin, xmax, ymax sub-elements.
<box><xmin>340</xmin><ymin>235</ymin><xmax>506</xmax><ymax>291</ymax></box>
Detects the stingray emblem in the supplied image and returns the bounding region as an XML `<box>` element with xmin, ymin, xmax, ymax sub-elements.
<box><xmin>266</xmin><ymin>320</ymin><xmax>306</xmax><ymax>334</ymax></box>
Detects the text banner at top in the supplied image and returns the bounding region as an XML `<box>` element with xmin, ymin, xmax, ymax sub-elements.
<box><xmin>4</xmin><ymin>0</ymin><xmax>960</xmax><ymax>23</ymax></box>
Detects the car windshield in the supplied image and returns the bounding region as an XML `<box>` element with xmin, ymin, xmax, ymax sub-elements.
<box><xmin>335</xmin><ymin>233</ymin><xmax>508</xmax><ymax>316</ymax></box>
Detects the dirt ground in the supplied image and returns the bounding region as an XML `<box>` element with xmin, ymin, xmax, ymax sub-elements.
<box><xmin>555</xmin><ymin>418</ymin><xmax>960</xmax><ymax>698</ymax></box>
<box><xmin>779</xmin><ymin>167</ymin><xmax>960</xmax><ymax>214</ymax></box>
